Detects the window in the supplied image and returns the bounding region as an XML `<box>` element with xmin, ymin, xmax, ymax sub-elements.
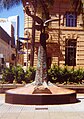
<box><xmin>65</xmin><ymin>39</ymin><xmax>77</xmax><ymax>66</ymax></box>
<box><xmin>66</xmin><ymin>12</ymin><xmax>77</xmax><ymax>27</ymax></box>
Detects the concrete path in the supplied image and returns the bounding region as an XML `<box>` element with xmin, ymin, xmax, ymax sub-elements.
<box><xmin>0</xmin><ymin>94</ymin><xmax>84</xmax><ymax>119</ymax></box>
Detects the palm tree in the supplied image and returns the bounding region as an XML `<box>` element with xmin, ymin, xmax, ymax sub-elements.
<box><xmin>0</xmin><ymin>0</ymin><xmax>22</xmax><ymax>10</ymax></box>
<box><xmin>0</xmin><ymin>0</ymin><xmax>82</xmax><ymax>14</ymax></box>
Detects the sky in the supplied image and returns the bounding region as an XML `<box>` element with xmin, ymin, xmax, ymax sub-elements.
<box><xmin>0</xmin><ymin>3</ymin><xmax>24</xmax><ymax>37</ymax></box>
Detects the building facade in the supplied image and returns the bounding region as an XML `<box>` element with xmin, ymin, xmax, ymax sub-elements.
<box><xmin>0</xmin><ymin>19</ymin><xmax>15</xmax><ymax>47</ymax></box>
<box><xmin>23</xmin><ymin>0</ymin><xmax>84</xmax><ymax>68</ymax></box>
<box><xmin>0</xmin><ymin>26</ymin><xmax>15</xmax><ymax>71</ymax></box>
<box><xmin>0</xmin><ymin>16</ymin><xmax>24</xmax><ymax>67</ymax></box>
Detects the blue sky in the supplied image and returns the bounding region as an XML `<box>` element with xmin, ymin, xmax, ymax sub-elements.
<box><xmin>0</xmin><ymin>3</ymin><xmax>24</xmax><ymax>37</ymax></box>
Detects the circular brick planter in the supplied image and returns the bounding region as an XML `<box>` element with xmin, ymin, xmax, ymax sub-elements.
<box><xmin>5</xmin><ymin>85</ymin><xmax>77</xmax><ymax>105</ymax></box>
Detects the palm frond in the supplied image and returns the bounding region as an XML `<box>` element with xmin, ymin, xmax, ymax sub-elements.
<box><xmin>0</xmin><ymin>0</ymin><xmax>22</xmax><ymax>10</ymax></box>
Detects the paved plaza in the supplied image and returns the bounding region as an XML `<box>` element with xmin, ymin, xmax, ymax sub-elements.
<box><xmin>0</xmin><ymin>94</ymin><xmax>84</xmax><ymax>119</ymax></box>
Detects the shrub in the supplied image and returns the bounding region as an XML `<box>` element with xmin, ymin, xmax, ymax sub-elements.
<box><xmin>2</xmin><ymin>64</ymin><xmax>84</xmax><ymax>84</ymax></box>
<box><xmin>2</xmin><ymin>67</ymin><xmax>15</xmax><ymax>83</ymax></box>
<box><xmin>14</xmin><ymin>66</ymin><xmax>25</xmax><ymax>83</ymax></box>
<box><xmin>61</xmin><ymin>66</ymin><xmax>71</xmax><ymax>84</ymax></box>
<box><xmin>70</xmin><ymin>68</ymin><xmax>84</xmax><ymax>84</ymax></box>
<box><xmin>48</xmin><ymin>64</ymin><xmax>84</xmax><ymax>84</ymax></box>
<box><xmin>2</xmin><ymin>66</ymin><xmax>25</xmax><ymax>83</ymax></box>
<box><xmin>24</xmin><ymin>67</ymin><xmax>36</xmax><ymax>83</ymax></box>
<box><xmin>48</xmin><ymin>64</ymin><xmax>63</xmax><ymax>83</ymax></box>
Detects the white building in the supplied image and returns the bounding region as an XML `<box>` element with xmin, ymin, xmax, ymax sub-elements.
<box><xmin>0</xmin><ymin>16</ymin><xmax>19</xmax><ymax>70</ymax></box>
<box><xmin>0</xmin><ymin>20</ymin><xmax>12</xmax><ymax>37</ymax></box>
<box><xmin>0</xmin><ymin>15</ymin><xmax>19</xmax><ymax>42</ymax></box>
<box><xmin>0</xmin><ymin>26</ymin><xmax>15</xmax><ymax>70</ymax></box>
<box><xmin>0</xmin><ymin>16</ymin><xmax>23</xmax><ymax>67</ymax></box>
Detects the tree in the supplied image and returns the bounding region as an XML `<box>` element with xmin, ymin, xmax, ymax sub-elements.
<box><xmin>0</xmin><ymin>0</ymin><xmax>22</xmax><ymax>10</ymax></box>
<box><xmin>0</xmin><ymin>0</ymin><xmax>83</xmax><ymax>16</ymax></box>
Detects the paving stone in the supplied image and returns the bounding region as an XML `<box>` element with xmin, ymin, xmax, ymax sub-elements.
<box><xmin>34</xmin><ymin>112</ymin><xmax>50</xmax><ymax>119</ymax></box>
<box><xmin>49</xmin><ymin>112</ymin><xmax>66</xmax><ymax>119</ymax></box>
<box><xmin>0</xmin><ymin>94</ymin><xmax>84</xmax><ymax>119</ymax></box>
<box><xmin>18</xmin><ymin>112</ymin><xmax>34</xmax><ymax>119</ymax></box>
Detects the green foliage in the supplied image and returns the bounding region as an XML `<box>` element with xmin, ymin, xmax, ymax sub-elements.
<box><xmin>2</xmin><ymin>66</ymin><xmax>36</xmax><ymax>84</ymax></box>
<box><xmin>24</xmin><ymin>67</ymin><xmax>36</xmax><ymax>83</ymax></box>
<box><xmin>14</xmin><ymin>66</ymin><xmax>25</xmax><ymax>83</ymax></box>
<box><xmin>61</xmin><ymin>66</ymin><xmax>73</xmax><ymax>84</ymax></box>
<box><xmin>48</xmin><ymin>64</ymin><xmax>63</xmax><ymax>83</ymax></box>
<box><xmin>70</xmin><ymin>68</ymin><xmax>84</xmax><ymax>84</ymax></box>
<box><xmin>2</xmin><ymin>66</ymin><xmax>25</xmax><ymax>83</ymax></box>
<box><xmin>1</xmin><ymin>64</ymin><xmax>84</xmax><ymax>85</ymax></box>
<box><xmin>2</xmin><ymin>67</ymin><xmax>15</xmax><ymax>83</ymax></box>
<box><xmin>48</xmin><ymin>64</ymin><xmax>84</xmax><ymax>84</ymax></box>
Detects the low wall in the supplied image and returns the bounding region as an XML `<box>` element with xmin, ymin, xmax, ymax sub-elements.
<box><xmin>0</xmin><ymin>84</ymin><xmax>84</xmax><ymax>93</ymax></box>
<box><xmin>0</xmin><ymin>84</ymin><xmax>24</xmax><ymax>93</ymax></box>
<box><xmin>57</xmin><ymin>84</ymin><xmax>84</xmax><ymax>93</ymax></box>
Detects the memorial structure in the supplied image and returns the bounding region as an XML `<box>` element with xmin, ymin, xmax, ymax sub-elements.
<box><xmin>5</xmin><ymin>2</ymin><xmax>77</xmax><ymax>104</ymax></box>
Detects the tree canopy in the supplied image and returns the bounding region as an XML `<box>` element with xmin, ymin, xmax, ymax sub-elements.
<box><xmin>0</xmin><ymin>0</ymin><xmax>83</xmax><ymax>15</ymax></box>
<box><xmin>0</xmin><ymin>0</ymin><xmax>22</xmax><ymax>10</ymax></box>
